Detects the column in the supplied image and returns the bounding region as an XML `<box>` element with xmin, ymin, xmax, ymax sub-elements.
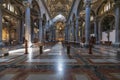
<box><xmin>85</xmin><ymin>0</ymin><xmax>91</xmax><ymax>46</ymax></box>
<box><xmin>66</xmin><ymin>24</ymin><xmax>69</xmax><ymax>41</ymax></box>
<box><xmin>70</xmin><ymin>24</ymin><xmax>72</xmax><ymax>42</ymax></box>
<box><xmin>73</xmin><ymin>22</ymin><xmax>76</xmax><ymax>42</ymax></box>
<box><xmin>64</xmin><ymin>26</ymin><xmax>66</xmax><ymax>41</ymax></box>
<box><xmin>65</xmin><ymin>24</ymin><xmax>68</xmax><ymax>41</ymax></box>
<box><xmin>17</xmin><ymin>20</ymin><xmax>21</xmax><ymax>44</ymax></box>
<box><xmin>94</xmin><ymin>17</ymin><xmax>98</xmax><ymax>44</ymax></box>
<box><xmin>76</xmin><ymin>17</ymin><xmax>79</xmax><ymax>43</ymax></box>
<box><xmin>24</xmin><ymin>1</ymin><xmax>32</xmax><ymax>47</ymax></box>
<box><xmin>114</xmin><ymin>0</ymin><xmax>120</xmax><ymax>47</ymax></box>
<box><xmin>97</xmin><ymin>20</ymin><xmax>101</xmax><ymax>44</ymax></box>
<box><xmin>79</xmin><ymin>19</ymin><xmax>83</xmax><ymax>42</ymax></box>
<box><xmin>53</xmin><ymin>27</ymin><xmax>56</xmax><ymax>41</ymax></box>
<box><xmin>71</xmin><ymin>22</ymin><xmax>74</xmax><ymax>41</ymax></box>
<box><xmin>0</xmin><ymin>3</ymin><xmax>3</xmax><ymax>46</ymax></box>
<box><xmin>52</xmin><ymin>26</ymin><xmax>55</xmax><ymax>41</ymax></box>
<box><xmin>20</xmin><ymin>16</ymin><xmax>25</xmax><ymax>43</ymax></box>
<box><xmin>68</xmin><ymin>24</ymin><xmax>70</xmax><ymax>42</ymax></box>
<box><xmin>39</xmin><ymin>17</ymin><xmax>43</xmax><ymax>42</ymax></box>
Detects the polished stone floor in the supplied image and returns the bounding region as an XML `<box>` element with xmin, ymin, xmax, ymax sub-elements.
<box><xmin>0</xmin><ymin>42</ymin><xmax>120</xmax><ymax>80</ymax></box>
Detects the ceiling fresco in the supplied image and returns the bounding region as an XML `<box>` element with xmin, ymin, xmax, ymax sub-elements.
<box><xmin>44</xmin><ymin>0</ymin><xmax>73</xmax><ymax>18</ymax></box>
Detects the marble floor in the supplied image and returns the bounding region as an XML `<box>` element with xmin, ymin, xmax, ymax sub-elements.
<box><xmin>0</xmin><ymin>42</ymin><xmax>120</xmax><ymax>80</ymax></box>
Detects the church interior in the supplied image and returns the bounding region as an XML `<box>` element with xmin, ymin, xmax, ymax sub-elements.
<box><xmin>0</xmin><ymin>0</ymin><xmax>120</xmax><ymax>80</ymax></box>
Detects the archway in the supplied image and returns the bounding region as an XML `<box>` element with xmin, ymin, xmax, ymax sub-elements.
<box><xmin>51</xmin><ymin>14</ymin><xmax>66</xmax><ymax>41</ymax></box>
<box><xmin>55</xmin><ymin>21</ymin><xmax>65</xmax><ymax>41</ymax></box>
<box><xmin>79</xmin><ymin>10</ymin><xmax>85</xmax><ymax>43</ymax></box>
<box><xmin>101</xmin><ymin>15</ymin><xmax>115</xmax><ymax>43</ymax></box>
<box><xmin>31</xmin><ymin>0</ymin><xmax>40</xmax><ymax>43</ymax></box>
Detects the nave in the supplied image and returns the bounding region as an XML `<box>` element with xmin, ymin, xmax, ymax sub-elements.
<box><xmin>0</xmin><ymin>42</ymin><xmax>120</xmax><ymax>80</ymax></box>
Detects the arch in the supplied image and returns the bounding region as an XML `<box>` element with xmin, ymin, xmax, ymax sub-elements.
<box><xmin>76</xmin><ymin>0</ymin><xmax>84</xmax><ymax>16</ymax></box>
<box><xmin>101</xmin><ymin>15</ymin><xmax>115</xmax><ymax>32</ymax></box>
<box><xmin>100</xmin><ymin>15</ymin><xmax>115</xmax><ymax>42</ymax></box>
<box><xmin>52</xmin><ymin>14</ymin><xmax>66</xmax><ymax>23</ymax></box>
<box><xmin>31</xmin><ymin>0</ymin><xmax>41</xmax><ymax>16</ymax></box>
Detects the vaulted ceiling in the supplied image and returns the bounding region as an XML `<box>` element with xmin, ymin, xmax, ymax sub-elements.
<box><xmin>44</xmin><ymin>0</ymin><xmax>73</xmax><ymax>18</ymax></box>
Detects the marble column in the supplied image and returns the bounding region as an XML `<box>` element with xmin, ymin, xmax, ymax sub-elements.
<box><xmin>20</xmin><ymin>16</ymin><xmax>25</xmax><ymax>43</ymax></box>
<box><xmin>80</xmin><ymin>26</ymin><xmax>83</xmax><ymax>42</ymax></box>
<box><xmin>64</xmin><ymin>26</ymin><xmax>66</xmax><ymax>41</ymax></box>
<box><xmin>85</xmin><ymin>1</ymin><xmax>91</xmax><ymax>46</ymax></box>
<box><xmin>94</xmin><ymin>17</ymin><xmax>98</xmax><ymax>44</ymax></box>
<box><xmin>76</xmin><ymin>17</ymin><xmax>79</xmax><ymax>43</ymax></box>
<box><xmin>17</xmin><ymin>20</ymin><xmax>21</xmax><ymax>44</ymax></box>
<box><xmin>51</xmin><ymin>29</ymin><xmax>54</xmax><ymax>41</ymax></box>
<box><xmin>71</xmin><ymin>22</ymin><xmax>74</xmax><ymax>41</ymax></box>
<box><xmin>24</xmin><ymin>1</ymin><xmax>32</xmax><ymax>47</ymax></box>
<box><xmin>39</xmin><ymin>17</ymin><xmax>43</xmax><ymax>42</ymax></box>
<box><xmin>0</xmin><ymin>4</ymin><xmax>3</xmax><ymax>46</ymax></box>
<box><xmin>68</xmin><ymin>25</ymin><xmax>71</xmax><ymax>42</ymax></box>
<box><xmin>50</xmin><ymin>29</ymin><xmax>52</xmax><ymax>41</ymax></box>
<box><xmin>66</xmin><ymin>24</ymin><xmax>69</xmax><ymax>41</ymax></box>
<box><xmin>97</xmin><ymin>20</ymin><xmax>101</xmax><ymax>44</ymax></box>
<box><xmin>65</xmin><ymin>24</ymin><xmax>68</xmax><ymax>41</ymax></box>
<box><xmin>114</xmin><ymin>1</ymin><xmax>120</xmax><ymax>47</ymax></box>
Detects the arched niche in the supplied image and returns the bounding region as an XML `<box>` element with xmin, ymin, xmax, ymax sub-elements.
<box><xmin>1</xmin><ymin>0</ymin><xmax>22</xmax><ymax>45</ymax></box>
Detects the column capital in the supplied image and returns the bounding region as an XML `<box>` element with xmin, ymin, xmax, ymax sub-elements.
<box><xmin>85</xmin><ymin>0</ymin><xmax>91</xmax><ymax>7</ymax></box>
<box><xmin>23</xmin><ymin>1</ymin><xmax>31</xmax><ymax>8</ymax></box>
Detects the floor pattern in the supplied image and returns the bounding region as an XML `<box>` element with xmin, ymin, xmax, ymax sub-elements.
<box><xmin>0</xmin><ymin>42</ymin><xmax>120</xmax><ymax>80</ymax></box>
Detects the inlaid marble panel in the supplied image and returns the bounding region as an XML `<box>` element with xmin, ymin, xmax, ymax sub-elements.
<box><xmin>0</xmin><ymin>74</ymin><xmax>15</xmax><ymax>80</ymax></box>
<box><xmin>26</xmin><ymin>74</ymin><xmax>62</xmax><ymax>80</ymax></box>
<box><xmin>75</xmin><ymin>74</ymin><xmax>90</xmax><ymax>80</ymax></box>
<box><xmin>90</xmin><ymin>58</ymin><xmax>120</xmax><ymax>63</ymax></box>
<box><xmin>26</xmin><ymin>59</ymin><xmax>77</xmax><ymax>63</ymax></box>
